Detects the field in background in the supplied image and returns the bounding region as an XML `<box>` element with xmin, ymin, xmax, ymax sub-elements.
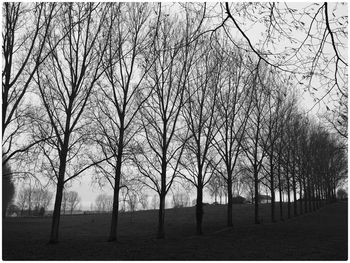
<box><xmin>3</xmin><ymin>201</ymin><xmax>347</xmax><ymax>260</ymax></box>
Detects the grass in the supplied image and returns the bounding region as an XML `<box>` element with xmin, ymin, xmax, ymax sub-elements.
<box><xmin>2</xmin><ymin>201</ymin><xmax>348</xmax><ymax>260</ymax></box>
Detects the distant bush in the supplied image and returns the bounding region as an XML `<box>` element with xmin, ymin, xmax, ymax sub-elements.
<box><xmin>7</xmin><ymin>204</ymin><xmax>19</xmax><ymax>216</ymax></box>
<box><xmin>232</xmin><ymin>196</ymin><xmax>246</xmax><ymax>204</ymax></box>
<box><xmin>39</xmin><ymin>207</ymin><xmax>45</xmax><ymax>216</ymax></box>
<box><xmin>337</xmin><ymin>188</ymin><xmax>348</xmax><ymax>200</ymax></box>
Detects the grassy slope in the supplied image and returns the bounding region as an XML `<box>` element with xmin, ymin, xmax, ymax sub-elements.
<box><xmin>2</xmin><ymin>201</ymin><xmax>347</xmax><ymax>260</ymax></box>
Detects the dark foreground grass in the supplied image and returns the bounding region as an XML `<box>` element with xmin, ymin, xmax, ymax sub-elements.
<box><xmin>2</xmin><ymin>201</ymin><xmax>347</xmax><ymax>260</ymax></box>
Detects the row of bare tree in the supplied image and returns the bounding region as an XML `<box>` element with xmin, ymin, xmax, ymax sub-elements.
<box><xmin>13</xmin><ymin>186</ymin><xmax>80</xmax><ymax>216</ymax></box>
<box><xmin>2</xmin><ymin>3</ymin><xmax>347</xmax><ymax>244</ymax></box>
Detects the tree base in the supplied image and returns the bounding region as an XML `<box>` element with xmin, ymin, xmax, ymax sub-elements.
<box><xmin>48</xmin><ymin>239</ymin><xmax>59</xmax><ymax>245</ymax></box>
<box><xmin>108</xmin><ymin>236</ymin><xmax>117</xmax><ymax>242</ymax></box>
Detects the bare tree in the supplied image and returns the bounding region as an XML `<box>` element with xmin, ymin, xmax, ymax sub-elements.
<box><xmin>88</xmin><ymin>3</ymin><xmax>155</xmax><ymax>242</ymax></box>
<box><xmin>2</xmin><ymin>3</ymin><xmax>58</xmax><ymax>166</ymax></box>
<box><xmin>222</xmin><ymin>3</ymin><xmax>347</xmax><ymax>125</ymax></box>
<box><xmin>16</xmin><ymin>187</ymin><xmax>30</xmax><ymax>215</ymax></box>
<box><xmin>16</xmin><ymin>182</ymin><xmax>52</xmax><ymax>215</ymax></box>
<box><xmin>95</xmin><ymin>194</ymin><xmax>113</xmax><ymax>212</ymax></box>
<box><xmin>32</xmin><ymin>188</ymin><xmax>53</xmax><ymax>211</ymax></box>
<box><xmin>179</xmin><ymin>37</ymin><xmax>223</xmax><ymax>234</ymax></box>
<box><xmin>274</xmin><ymin>93</ymin><xmax>297</xmax><ymax>220</ymax></box>
<box><xmin>280</xmin><ymin>99</ymin><xmax>299</xmax><ymax>218</ymax></box>
<box><xmin>138</xmin><ymin>192</ymin><xmax>149</xmax><ymax>210</ymax></box>
<box><xmin>240</xmin><ymin>60</ymin><xmax>271</xmax><ymax>224</ymax></box>
<box><xmin>212</xmin><ymin>45</ymin><xmax>254</xmax><ymax>227</ymax></box>
<box><xmin>260</xmin><ymin>81</ymin><xmax>287</xmax><ymax>222</ymax></box>
<box><xmin>126</xmin><ymin>192</ymin><xmax>138</xmax><ymax>213</ymax></box>
<box><xmin>133</xmin><ymin>4</ymin><xmax>205</xmax><ymax>238</ymax></box>
<box><xmin>66</xmin><ymin>191</ymin><xmax>80</xmax><ymax>214</ymax></box>
<box><xmin>171</xmin><ymin>184</ymin><xmax>190</xmax><ymax>208</ymax></box>
<box><xmin>32</xmin><ymin>3</ymin><xmax>111</xmax><ymax>243</ymax></box>
<box><xmin>207</xmin><ymin>172</ymin><xmax>225</xmax><ymax>204</ymax></box>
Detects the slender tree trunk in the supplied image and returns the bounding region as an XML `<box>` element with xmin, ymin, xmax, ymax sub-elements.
<box><xmin>312</xmin><ymin>185</ymin><xmax>316</xmax><ymax>211</ymax></box>
<box><xmin>277</xmin><ymin>158</ymin><xmax>283</xmax><ymax>221</ymax></box>
<box><xmin>49</xmin><ymin>182</ymin><xmax>64</xmax><ymax>243</ymax></box>
<box><xmin>196</xmin><ymin>183</ymin><xmax>203</xmax><ymax>235</ymax></box>
<box><xmin>270</xmin><ymin>152</ymin><xmax>275</xmax><ymax>222</ymax></box>
<box><xmin>254</xmin><ymin>165</ymin><xmax>260</xmax><ymax>224</ymax></box>
<box><xmin>157</xmin><ymin>192</ymin><xmax>166</xmax><ymax>238</ymax></box>
<box><xmin>108</xmin><ymin>122</ymin><xmax>124</xmax><ymax>242</ymax></box>
<box><xmin>286</xmin><ymin>150</ymin><xmax>291</xmax><ymax>218</ymax></box>
<box><xmin>315</xmin><ymin>185</ymin><xmax>320</xmax><ymax>209</ymax></box>
<box><xmin>287</xmin><ymin>177</ymin><xmax>291</xmax><ymax>219</ymax></box>
<box><xmin>291</xmin><ymin>165</ymin><xmax>297</xmax><ymax>217</ymax></box>
<box><xmin>49</xmin><ymin>143</ymin><xmax>69</xmax><ymax>244</ymax></box>
<box><xmin>308</xmin><ymin>182</ymin><xmax>312</xmax><ymax>212</ymax></box>
<box><xmin>303</xmin><ymin>177</ymin><xmax>307</xmax><ymax>213</ymax></box>
<box><xmin>108</xmin><ymin>173</ymin><xmax>121</xmax><ymax>241</ymax></box>
<box><xmin>227</xmin><ymin>175</ymin><xmax>233</xmax><ymax>227</ymax></box>
<box><xmin>299</xmin><ymin>178</ymin><xmax>303</xmax><ymax>215</ymax></box>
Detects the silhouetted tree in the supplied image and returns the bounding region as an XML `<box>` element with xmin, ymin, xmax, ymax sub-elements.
<box><xmin>88</xmin><ymin>3</ymin><xmax>155</xmax><ymax>242</ymax></box>
<box><xmin>240</xmin><ymin>60</ymin><xmax>270</xmax><ymax>224</ymax></box>
<box><xmin>32</xmin><ymin>3</ymin><xmax>111</xmax><ymax>243</ymax></box>
<box><xmin>2</xmin><ymin>3</ymin><xmax>57</xmax><ymax>165</ymax></box>
<box><xmin>212</xmin><ymin>45</ymin><xmax>253</xmax><ymax>227</ymax></box>
<box><xmin>179</xmin><ymin>37</ymin><xmax>222</xmax><ymax>234</ymax></box>
<box><xmin>133</xmin><ymin>4</ymin><xmax>206</xmax><ymax>238</ymax></box>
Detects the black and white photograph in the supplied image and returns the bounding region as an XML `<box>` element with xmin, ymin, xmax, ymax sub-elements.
<box><xmin>2</xmin><ymin>2</ymin><xmax>348</xmax><ymax>260</ymax></box>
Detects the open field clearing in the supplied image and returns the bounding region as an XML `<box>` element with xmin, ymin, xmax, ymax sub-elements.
<box><xmin>3</xmin><ymin>201</ymin><xmax>347</xmax><ymax>260</ymax></box>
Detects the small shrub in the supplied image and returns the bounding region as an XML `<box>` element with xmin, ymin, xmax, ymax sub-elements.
<box><xmin>39</xmin><ymin>207</ymin><xmax>45</xmax><ymax>216</ymax></box>
<box><xmin>232</xmin><ymin>196</ymin><xmax>246</xmax><ymax>204</ymax></box>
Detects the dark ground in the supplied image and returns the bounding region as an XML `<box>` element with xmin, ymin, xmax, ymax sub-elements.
<box><xmin>2</xmin><ymin>201</ymin><xmax>348</xmax><ymax>260</ymax></box>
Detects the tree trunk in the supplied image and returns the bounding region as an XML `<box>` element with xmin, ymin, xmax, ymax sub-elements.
<box><xmin>270</xmin><ymin>187</ymin><xmax>275</xmax><ymax>222</ymax></box>
<box><xmin>303</xmin><ymin>177</ymin><xmax>307</xmax><ymax>213</ymax></box>
<box><xmin>299</xmin><ymin>178</ymin><xmax>303</xmax><ymax>215</ymax></box>
<box><xmin>287</xmin><ymin>178</ymin><xmax>291</xmax><ymax>219</ymax></box>
<box><xmin>157</xmin><ymin>192</ymin><xmax>165</xmax><ymax>238</ymax></box>
<box><xmin>292</xmin><ymin>178</ymin><xmax>297</xmax><ymax>216</ymax></box>
<box><xmin>254</xmin><ymin>166</ymin><xmax>260</xmax><ymax>224</ymax></box>
<box><xmin>227</xmin><ymin>174</ymin><xmax>233</xmax><ymax>227</ymax></box>
<box><xmin>277</xmin><ymin>160</ymin><xmax>283</xmax><ymax>221</ymax></box>
<box><xmin>269</xmin><ymin>149</ymin><xmax>275</xmax><ymax>222</ymax></box>
<box><xmin>49</xmin><ymin>180</ymin><xmax>64</xmax><ymax>243</ymax></box>
<box><xmin>315</xmin><ymin>185</ymin><xmax>320</xmax><ymax>209</ymax></box>
<box><xmin>108</xmin><ymin>175</ymin><xmax>121</xmax><ymax>241</ymax></box>
<box><xmin>49</xmin><ymin>144</ymin><xmax>69</xmax><ymax>244</ymax></box>
<box><xmin>291</xmin><ymin>168</ymin><xmax>297</xmax><ymax>217</ymax></box>
<box><xmin>108</xmin><ymin>124</ymin><xmax>124</xmax><ymax>242</ymax></box>
<box><xmin>312</xmin><ymin>185</ymin><xmax>316</xmax><ymax>211</ymax></box>
<box><xmin>196</xmin><ymin>184</ymin><xmax>203</xmax><ymax>235</ymax></box>
<box><xmin>156</xmin><ymin>121</ymin><xmax>168</xmax><ymax>239</ymax></box>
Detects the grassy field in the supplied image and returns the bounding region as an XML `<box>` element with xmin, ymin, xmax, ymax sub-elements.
<box><xmin>2</xmin><ymin>201</ymin><xmax>347</xmax><ymax>260</ymax></box>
